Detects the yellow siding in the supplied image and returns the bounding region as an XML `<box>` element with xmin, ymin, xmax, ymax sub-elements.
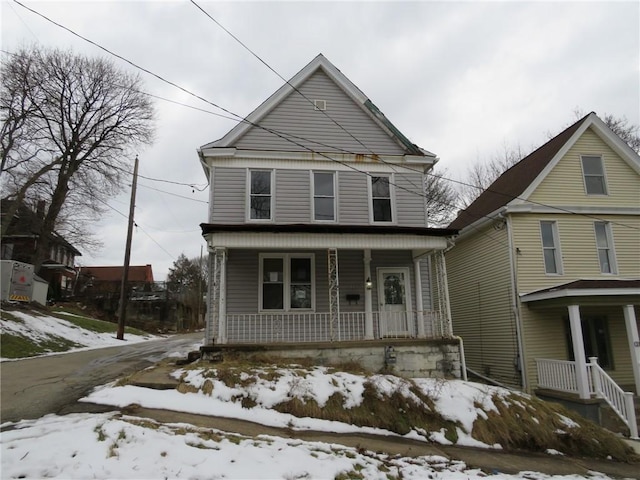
<box><xmin>446</xmin><ymin>223</ymin><xmax>521</xmax><ymax>386</ymax></box>
<box><xmin>528</xmin><ymin>127</ymin><xmax>640</xmax><ymax>208</ymax></box>
<box><xmin>511</xmin><ymin>213</ymin><xmax>640</xmax><ymax>294</ymax></box>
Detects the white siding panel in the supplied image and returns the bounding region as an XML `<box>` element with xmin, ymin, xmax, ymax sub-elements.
<box><xmin>212</xmin><ymin>167</ymin><xmax>245</xmax><ymax>224</ymax></box>
<box><xmin>276</xmin><ymin>170</ymin><xmax>310</xmax><ymax>223</ymax></box>
<box><xmin>395</xmin><ymin>172</ymin><xmax>426</xmax><ymax>227</ymax></box>
<box><xmin>235</xmin><ymin>70</ymin><xmax>407</xmax><ymax>155</ymax></box>
<box><xmin>338</xmin><ymin>171</ymin><xmax>369</xmax><ymax>224</ymax></box>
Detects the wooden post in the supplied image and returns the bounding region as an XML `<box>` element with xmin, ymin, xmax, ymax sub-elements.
<box><xmin>116</xmin><ymin>155</ymin><xmax>139</xmax><ymax>340</ymax></box>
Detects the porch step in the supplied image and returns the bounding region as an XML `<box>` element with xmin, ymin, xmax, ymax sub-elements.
<box><xmin>199</xmin><ymin>345</ymin><xmax>223</xmax><ymax>363</ymax></box>
<box><xmin>599</xmin><ymin>395</ymin><xmax>640</xmax><ymax>438</ymax></box>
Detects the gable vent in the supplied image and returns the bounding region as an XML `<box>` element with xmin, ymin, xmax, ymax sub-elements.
<box><xmin>314</xmin><ymin>99</ymin><xmax>327</xmax><ymax>111</ymax></box>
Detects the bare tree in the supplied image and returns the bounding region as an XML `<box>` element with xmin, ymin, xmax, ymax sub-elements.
<box><xmin>458</xmin><ymin>142</ymin><xmax>525</xmax><ymax>207</ymax></box>
<box><xmin>1</xmin><ymin>46</ymin><xmax>155</xmax><ymax>271</ymax></box>
<box><xmin>424</xmin><ymin>165</ymin><xmax>459</xmax><ymax>227</ymax></box>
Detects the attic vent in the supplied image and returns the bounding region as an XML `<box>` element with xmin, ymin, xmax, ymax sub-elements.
<box><xmin>314</xmin><ymin>99</ymin><xmax>326</xmax><ymax>111</ymax></box>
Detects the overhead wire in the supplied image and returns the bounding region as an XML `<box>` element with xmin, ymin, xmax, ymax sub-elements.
<box><xmin>10</xmin><ymin>0</ymin><xmax>640</xmax><ymax>234</ymax></box>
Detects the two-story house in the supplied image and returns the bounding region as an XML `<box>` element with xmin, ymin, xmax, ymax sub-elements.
<box><xmin>197</xmin><ymin>55</ymin><xmax>461</xmax><ymax>377</ymax></box>
<box><xmin>446</xmin><ymin>113</ymin><xmax>640</xmax><ymax>435</ymax></box>
<box><xmin>1</xmin><ymin>199</ymin><xmax>81</xmax><ymax>300</ymax></box>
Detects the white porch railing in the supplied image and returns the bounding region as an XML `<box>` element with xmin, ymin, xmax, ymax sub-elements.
<box><xmin>536</xmin><ymin>358</ymin><xmax>638</xmax><ymax>438</ymax></box>
<box><xmin>224</xmin><ymin>310</ymin><xmax>446</xmax><ymax>344</ymax></box>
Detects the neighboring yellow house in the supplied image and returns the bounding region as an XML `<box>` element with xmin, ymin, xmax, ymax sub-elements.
<box><xmin>447</xmin><ymin>112</ymin><xmax>640</xmax><ymax>435</ymax></box>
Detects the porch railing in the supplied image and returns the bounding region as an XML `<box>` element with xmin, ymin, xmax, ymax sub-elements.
<box><xmin>536</xmin><ymin>358</ymin><xmax>638</xmax><ymax>438</ymax></box>
<box><xmin>223</xmin><ymin>310</ymin><xmax>446</xmax><ymax>344</ymax></box>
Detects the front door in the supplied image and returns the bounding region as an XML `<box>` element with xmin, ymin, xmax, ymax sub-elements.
<box><xmin>378</xmin><ymin>268</ymin><xmax>412</xmax><ymax>336</ymax></box>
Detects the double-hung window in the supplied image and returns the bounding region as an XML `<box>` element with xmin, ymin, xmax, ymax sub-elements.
<box><xmin>540</xmin><ymin>221</ymin><xmax>562</xmax><ymax>274</ymax></box>
<box><xmin>581</xmin><ymin>155</ymin><xmax>607</xmax><ymax>195</ymax></box>
<box><xmin>260</xmin><ymin>254</ymin><xmax>314</xmax><ymax>311</ymax></box>
<box><xmin>370</xmin><ymin>175</ymin><xmax>393</xmax><ymax>223</ymax></box>
<box><xmin>248</xmin><ymin>170</ymin><xmax>273</xmax><ymax>220</ymax></box>
<box><xmin>594</xmin><ymin>221</ymin><xmax>616</xmax><ymax>274</ymax></box>
<box><xmin>312</xmin><ymin>171</ymin><xmax>335</xmax><ymax>221</ymax></box>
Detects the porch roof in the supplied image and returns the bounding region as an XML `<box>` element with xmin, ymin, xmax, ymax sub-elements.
<box><xmin>200</xmin><ymin>223</ymin><xmax>456</xmax><ymax>250</ymax></box>
<box><xmin>520</xmin><ymin>279</ymin><xmax>640</xmax><ymax>305</ymax></box>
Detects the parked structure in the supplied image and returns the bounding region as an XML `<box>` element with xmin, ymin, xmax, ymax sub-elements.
<box><xmin>447</xmin><ymin>112</ymin><xmax>640</xmax><ymax>436</ymax></box>
<box><xmin>197</xmin><ymin>55</ymin><xmax>461</xmax><ymax>378</ymax></box>
<box><xmin>1</xmin><ymin>199</ymin><xmax>80</xmax><ymax>300</ymax></box>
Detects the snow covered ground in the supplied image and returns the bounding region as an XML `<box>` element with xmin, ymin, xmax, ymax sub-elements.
<box><xmin>0</xmin><ymin>309</ymin><xmax>157</xmax><ymax>361</ymax></box>
<box><xmin>0</xmin><ymin>309</ymin><xmax>631</xmax><ymax>479</ymax></box>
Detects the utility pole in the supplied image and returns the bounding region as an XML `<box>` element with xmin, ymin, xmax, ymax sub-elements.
<box><xmin>117</xmin><ymin>155</ymin><xmax>139</xmax><ymax>340</ymax></box>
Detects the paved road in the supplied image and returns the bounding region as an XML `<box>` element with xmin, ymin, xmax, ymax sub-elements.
<box><xmin>1</xmin><ymin>332</ymin><xmax>203</xmax><ymax>423</ymax></box>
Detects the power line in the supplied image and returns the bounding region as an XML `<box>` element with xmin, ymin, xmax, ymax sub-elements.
<box><xmin>11</xmin><ymin>1</ymin><xmax>640</xmax><ymax>234</ymax></box>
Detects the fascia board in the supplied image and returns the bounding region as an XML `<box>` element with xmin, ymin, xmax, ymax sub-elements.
<box><xmin>454</xmin><ymin>207</ymin><xmax>507</xmax><ymax>241</ymax></box>
<box><xmin>506</xmin><ymin>204</ymin><xmax>640</xmax><ymax>215</ymax></box>
<box><xmin>203</xmin><ymin>232</ymin><xmax>449</xmax><ymax>250</ymax></box>
<box><xmin>589</xmin><ymin>115</ymin><xmax>640</xmax><ymax>174</ymax></box>
<box><xmin>520</xmin><ymin>287</ymin><xmax>640</xmax><ymax>303</ymax></box>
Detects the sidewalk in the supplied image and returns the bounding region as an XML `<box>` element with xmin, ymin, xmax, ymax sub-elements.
<box><xmin>112</xmin><ymin>365</ymin><xmax>640</xmax><ymax>479</ymax></box>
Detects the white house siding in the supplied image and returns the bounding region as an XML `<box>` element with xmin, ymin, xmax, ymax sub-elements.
<box><xmin>275</xmin><ymin>170</ymin><xmax>311</xmax><ymax>223</ymax></box>
<box><xmin>211</xmin><ymin>167</ymin><xmax>245</xmax><ymax>223</ymax></box>
<box><xmin>511</xmin><ymin>214</ymin><xmax>640</xmax><ymax>295</ymax></box>
<box><xmin>338</xmin><ymin>171</ymin><xmax>369</xmax><ymax>224</ymax></box>
<box><xmin>528</xmin><ymin>128</ymin><xmax>640</xmax><ymax>208</ymax></box>
<box><xmin>446</xmin><ymin>223</ymin><xmax>520</xmax><ymax>386</ymax></box>
<box><xmin>395</xmin><ymin>172</ymin><xmax>428</xmax><ymax>227</ymax></box>
<box><xmin>235</xmin><ymin>69</ymin><xmax>406</xmax><ymax>155</ymax></box>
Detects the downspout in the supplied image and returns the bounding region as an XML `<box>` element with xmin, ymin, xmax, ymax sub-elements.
<box><xmin>506</xmin><ymin>214</ymin><xmax>527</xmax><ymax>390</ymax></box>
<box><xmin>443</xmin><ymin>239</ymin><xmax>467</xmax><ymax>381</ymax></box>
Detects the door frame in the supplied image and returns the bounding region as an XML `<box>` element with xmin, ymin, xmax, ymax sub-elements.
<box><xmin>377</xmin><ymin>267</ymin><xmax>413</xmax><ymax>336</ymax></box>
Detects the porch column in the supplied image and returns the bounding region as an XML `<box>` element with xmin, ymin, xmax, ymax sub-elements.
<box><xmin>567</xmin><ymin>304</ymin><xmax>589</xmax><ymax>399</ymax></box>
<box><xmin>212</xmin><ymin>247</ymin><xmax>227</xmax><ymax>344</ymax></box>
<box><xmin>364</xmin><ymin>249</ymin><xmax>374</xmax><ymax>340</ymax></box>
<box><xmin>328</xmin><ymin>248</ymin><xmax>340</xmax><ymax>341</ymax></box>
<box><xmin>622</xmin><ymin>305</ymin><xmax>640</xmax><ymax>395</ymax></box>
<box><xmin>434</xmin><ymin>251</ymin><xmax>453</xmax><ymax>337</ymax></box>
<box><xmin>204</xmin><ymin>250</ymin><xmax>216</xmax><ymax>345</ymax></box>
<box><xmin>413</xmin><ymin>257</ymin><xmax>425</xmax><ymax>338</ymax></box>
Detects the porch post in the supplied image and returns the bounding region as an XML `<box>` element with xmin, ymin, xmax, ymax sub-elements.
<box><xmin>212</xmin><ymin>247</ymin><xmax>227</xmax><ymax>344</ymax></box>
<box><xmin>434</xmin><ymin>250</ymin><xmax>453</xmax><ymax>337</ymax></box>
<box><xmin>204</xmin><ymin>249</ymin><xmax>216</xmax><ymax>345</ymax></box>
<box><xmin>328</xmin><ymin>248</ymin><xmax>340</xmax><ymax>341</ymax></box>
<box><xmin>622</xmin><ymin>304</ymin><xmax>640</xmax><ymax>395</ymax></box>
<box><xmin>413</xmin><ymin>257</ymin><xmax>425</xmax><ymax>338</ymax></box>
<box><xmin>568</xmin><ymin>304</ymin><xmax>589</xmax><ymax>399</ymax></box>
<box><xmin>363</xmin><ymin>249</ymin><xmax>374</xmax><ymax>340</ymax></box>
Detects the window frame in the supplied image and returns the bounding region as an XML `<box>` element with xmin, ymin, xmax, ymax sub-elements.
<box><xmin>580</xmin><ymin>155</ymin><xmax>608</xmax><ymax>196</ymax></box>
<box><xmin>258</xmin><ymin>253</ymin><xmax>315</xmax><ymax>312</ymax></box>
<box><xmin>593</xmin><ymin>221</ymin><xmax>617</xmax><ymax>274</ymax></box>
<box><xmin>539</xmin><ymin>220</ymin><xmax>563</xmax><ymax>275</ymax></box>
<box><xmin>368</xmin><ymin>173</ymin><xmax>396</xmax><ymax>224</ymax></box>
<box><xmin>311</xmin><ymin>171</ymin><xmax>337</xmax><ymax>223</ymax></box>
<box><xmin>246</xmin><ymin>169</ymin><xmax>275</xmax><ymax>222</ymax></box>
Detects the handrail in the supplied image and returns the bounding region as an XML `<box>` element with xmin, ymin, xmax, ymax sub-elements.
<box><xmin>588</xmin><ymin>357</ymin><xmax>638</xmax><ymax>439</ymax></box>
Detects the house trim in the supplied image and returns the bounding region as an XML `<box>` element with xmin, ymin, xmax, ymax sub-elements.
<box><xmin>505</xmin><ymin>205</ymin><xmax>640</xmax><ymax>215</ymax></box>
<box><xmin>520</xmin><ymin>284</ymin><xmax>640</xmax><ymax>303</ymax></box>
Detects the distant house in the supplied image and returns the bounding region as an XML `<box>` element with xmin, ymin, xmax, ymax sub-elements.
<box><xmin>1</xmin><ymin>199</ymin><xmax>81</xmax><ymax>300</ymax></box>
<box><xmin>197</xmin><ymin>54</ymin><xmax>461</xmax><ymax>378</ymax></box>
<box><xmin>446</xmin><ymin>113</ymin><xmax>639</xmax><ymax>435</ymax></box>
<box><xmin>79</xmin><ymin>264</ymin><xmax>155</xmax><ymax>292</ymax></box>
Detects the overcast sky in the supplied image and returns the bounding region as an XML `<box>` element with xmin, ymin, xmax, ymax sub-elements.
<box><xmin>2</xmin><ymin>0</ymin><xmax>638</xmax><ymax>280</ymax></box>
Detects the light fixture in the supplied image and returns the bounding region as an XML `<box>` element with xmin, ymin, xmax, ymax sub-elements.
<box><xmin>365</xmin><ymin>277</ymin><xmax>372</xmax><ymax>290</ymax></box>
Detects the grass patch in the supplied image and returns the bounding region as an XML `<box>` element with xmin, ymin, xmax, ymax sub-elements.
<box><xmin>0</xmin><ymin>331</ymin><xmax>81</xmax><ymax>358</ymax></box>
<box><xmin>53</xmin><ymin>312</ymin><xmax>148</xmax><ymax>336</ymax></box>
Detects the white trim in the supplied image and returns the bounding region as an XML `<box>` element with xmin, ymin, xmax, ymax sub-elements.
<box><xmin>246</xmin><ymin>169</ymin><xmax>275</xmax><ymax>222</ymax></box>
<box><xmin>368</xmin><ymin>173</ymin><xmax>397</xmax><ymax>225</ymax></box>
<box><xmin>258</xmin><ymin>253</ymin><xmax>315</xmax><ymax>312</ymax></box>
<box><xmin>201</xmin><ymin>152</ymin><xmax>433</xmax><ymax>170</ymax></box>
<box><xmin>377</xmin><ymin>266</ymin><xmax>413</xmax><ymax>336</ymax></box>
<box><xmin>505</xmin><ymin>204</ymin><xmax>640</xmax><ymax>215</ymax></box>
<box><xmin>205</xmin><ymin>232</ymin><xmax>448</xmax><ymax>250</ymax></box>
<box><xmin>580</xmin><ymin>154</ymin><xmax>609</xmax><ymax>196</ymax></box>
<box><xmin>311</xmin><ymin>170</ymin><xmax>337</xmax><ymax>223</ymax></box>
<box><xmin>520</xmin><ymin>287</ymin><xmax>640</xmax><ymax>303</ymax></box>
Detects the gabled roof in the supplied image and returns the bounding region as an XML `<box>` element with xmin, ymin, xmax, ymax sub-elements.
<box><xmin>449</xmin><ymin>112</ymin><xmax>640</xmax><ymax>231</ymax></box>
<box><xmin>81</xmin><ymin>265</ymin><xmax>154</xmax><ymax>283</ymax></box>
<box><xmin>200</xmin><ymin>54</ymin><xmax>433</xmax><ymax>158</ymax></box>
<box><xmin>1</xmin><ymin>199</ymin><xmax>81</xmax><ymax>255</ymax></box>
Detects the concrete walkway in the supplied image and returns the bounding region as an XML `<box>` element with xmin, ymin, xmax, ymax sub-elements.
<box><xmin>101</xmin><ymin>364</ymin><xmax>640</xmax><ymax>479</ymax></box>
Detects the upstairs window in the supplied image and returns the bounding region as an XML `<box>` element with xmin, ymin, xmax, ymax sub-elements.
<box><xmin>594</xmin><ymin>221</ymin><xmax>616</xmax><ymax>274</ymax></box>
<box><xmin>312</xmin><ymin>172</ymin><xmax>335</xmax><ymax>221</ymax></box>
<box><xmin>370</xmin><ymin>175</ymin><xmax>393</xmax><ymax>223</ymax></box>
<box><xmin>581</xmin><ymin>155</ymin><xmax>607</xmax><ymax>195</ymax></box>
<box><xmin>540</xmin><ymin>221</ymin><xmax>562</xmax><ymax>274</ymax></box>
<box><xmin>248</xmin><ymin>170</ymin><xmax>273</xmax><ymax>220</ymax></box>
